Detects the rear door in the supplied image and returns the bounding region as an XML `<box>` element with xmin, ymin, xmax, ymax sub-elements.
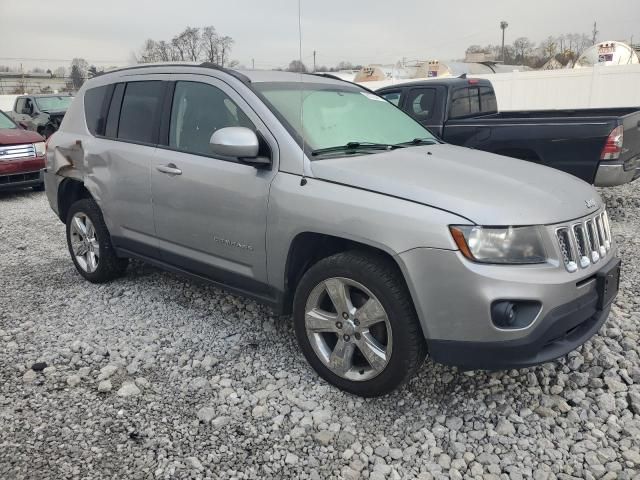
<box><xmin>85</xmin><ymin>79</ymin><xmax>166</xmax><ymax>256</ymax></box>
<box><xmin>151</xmin><ymin>75</ymin><xmax>278</xmax><ymax>297</ymax></box>
<box><xmin>442</xmin><ymin>87</ymin><xmax>493</xmax><ymax>148</ymax></box>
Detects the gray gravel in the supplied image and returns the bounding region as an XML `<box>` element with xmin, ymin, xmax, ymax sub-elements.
<box><xmin>1</xmin><ymin>185</ymin><xmax>640</xmax><ymax>480</ymax></box>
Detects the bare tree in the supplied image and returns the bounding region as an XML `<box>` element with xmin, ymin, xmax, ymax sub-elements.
<box><xmin>287</xmin><ymin>60</ymin><xmax>307</xmax><ymax>73</ymax></box>
<box><xmin>201</xmin><ymin>26</ymin><xmax>219</xmax><ymax>63</ymax></box>
<box><xmin>219</xmin><ymin>36</ymin><xmax>234</xmax><ymax>67</ymax></box>
<box><xmin>513</xmin><ymin>37</ymin><xmax>534</xmax><ymax>64</ymax></box>
<box><xmin>69</xmin><ymin>58</ymin><xmax>89</xmax><ymax>90</ymax></box>
<box><xmin>540</xmin><ymin>36</ymin><xmax>558</xmax><ymax>59</ymax></box>
<box><xmin>177</xmin><ymin>27</ymin><xmax>201</xmax><ymax>62</ymax></box>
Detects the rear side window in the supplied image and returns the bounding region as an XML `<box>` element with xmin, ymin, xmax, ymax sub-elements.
<box><xmin>117</xmin><ymin>81</ymin><xmax>165</xmax><ymax>144</ymax></box>
<box><xmin>380</xmin><ymin>91</ymin><xmax>401</xmax><ymax>106</ymax></box>
<box><xmin>450</xmin><ymin>86</ymin><xmax>497</xmax><ymax>119</ymax></box>
<box><xmin>406</xmin><ymin>88</ymin><xmax>436</xmax><ymax>121</ymax></box>
<box><xmin>15</xmin><ymin>98</ymin><xmax>26</xmax><ymax>114</ymax></box>
<box><xmin>169</xmin><ymin>81</ymin><xmax>254</xmax><ymax>157</ymax></box>
<box><xmin>84</xmin><ymin>85</ymin><xmax>110</xmax><ymax>136</ymax></box>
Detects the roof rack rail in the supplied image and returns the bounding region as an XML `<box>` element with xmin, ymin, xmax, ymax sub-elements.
<box><xmin>199</xmin><ymin>62</ymin><xmax>251</xmax><ymax>84</ymax></box>
<box><xmin>310</xmin><ymin>72</ymin><xmax>376</xmax><ymax>94</ymax></box>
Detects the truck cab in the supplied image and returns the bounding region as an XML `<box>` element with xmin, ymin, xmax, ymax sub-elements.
<box><xmin>10</xmin><ymin>94</ymin><xmax>74</xmax><ymax>139</ymax></box>
<box><xmin>378</xmin><ymin>78</ymin><xmax>640</xmax><ymax>187</ymax></box>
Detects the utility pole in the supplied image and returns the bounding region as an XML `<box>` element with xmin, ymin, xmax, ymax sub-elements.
<box><xmin>252</xmin><ymin>58</ymin><xmax>255</xmax><ymax>70</ymax></box>
<box><xmin>500</xmin><ymin>21</ymin><xmax>509</xmax><ymax>62</ymax></box>
<box><xmin>592</xmin><ymin>21</ymin><xmax>599</xmax><ymax>45</ymax></box>
<box><xmin>313</xmin><ymin>50</ymin><xmax>316</xmax><ymax>72</ymax></box>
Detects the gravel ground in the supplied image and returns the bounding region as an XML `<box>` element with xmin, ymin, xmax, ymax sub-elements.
<box><xmin>1</xmin><ymin>185</ymin><xmax>639</xmax><ymax>480</ymax></box>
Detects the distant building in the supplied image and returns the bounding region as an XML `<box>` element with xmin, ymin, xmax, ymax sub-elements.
<box><xmin>574</xmin><ymin>41</ymin><xmax>639</xmax><ymax>68</ymax></box>
<box><xmin>0</xmin><ymin>72</ymin><xmax>70</xmax><ymax>94</ymax></box>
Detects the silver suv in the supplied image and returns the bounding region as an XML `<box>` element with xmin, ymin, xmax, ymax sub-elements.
<box><xmin>44</xmin><ymin>64</ymin><xmax>621</xmax><ymax>397</ymax></box>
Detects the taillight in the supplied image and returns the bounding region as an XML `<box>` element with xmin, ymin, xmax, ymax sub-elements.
<box><xmin>601</xmin><ymin>125</ymin><xmax>624</xmax><ymax>160</ymax></box>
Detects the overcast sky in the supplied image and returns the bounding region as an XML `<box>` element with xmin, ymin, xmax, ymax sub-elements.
<box><xmin>1</xmin><ymin>0</ymin><xmax>638</xmax><ymax>71</ymax></box>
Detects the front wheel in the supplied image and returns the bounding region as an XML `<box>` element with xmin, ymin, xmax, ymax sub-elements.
<box><xmin>293</xmin><ymin>251</ymin><xmax>426</xmax><ymax>397</ymax></box>
<box><xmin>65</xmin><ymin>198</ymin><xmax>128</xmax><ymax>283</ymax></box>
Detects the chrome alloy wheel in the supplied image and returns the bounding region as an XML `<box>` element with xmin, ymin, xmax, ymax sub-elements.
<box><xmin>69</xmin><ymin>212</ymin><xmax>100</xmax><ymax>273</ymax></box>
<box><xmin>304</xmin><ymin>277</ymin><xmax>392</xmax><ymax>381</ymax></box>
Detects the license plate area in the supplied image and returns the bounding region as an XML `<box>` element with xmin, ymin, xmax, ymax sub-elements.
<box><xmin>596</xmin><ymin>259</ymin><xmax>621</xmax><ymax>310</ymax></box>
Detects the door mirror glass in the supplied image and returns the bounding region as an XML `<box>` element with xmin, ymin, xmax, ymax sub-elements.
<box><xmin>210</xmin><ymin>127</ymin><xmax>260</xmax><ymax>159</ymax></box>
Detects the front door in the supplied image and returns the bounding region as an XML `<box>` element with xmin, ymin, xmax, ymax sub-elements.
<box><xmin>151</xmin><ymin>76</ymin><xmax>278</xmax><ymax>299</ymax></box>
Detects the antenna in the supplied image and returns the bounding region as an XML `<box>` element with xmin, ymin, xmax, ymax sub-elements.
<box><xmin>298</xmin><ymin>0</ymin><xmax>309</xmax><ymax>183</ymax></box>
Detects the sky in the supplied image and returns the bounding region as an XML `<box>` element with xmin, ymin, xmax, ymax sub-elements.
<box><xmin>0</xmin><ymin>0</ymin><xmax>639</xmax><ymax>72</ymax></box>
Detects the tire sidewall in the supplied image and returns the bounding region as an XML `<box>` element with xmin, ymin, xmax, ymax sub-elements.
<box><xmin>293</xmin><ymin>254</ymin><xmax>421</xmax><ymax>397</ymax></box>
<box><xmin>65</xmin><ymin>199</ymin><xmax>114</xmax><ymax>283</ymax></box>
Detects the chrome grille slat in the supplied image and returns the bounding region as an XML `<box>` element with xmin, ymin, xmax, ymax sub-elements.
<box><xmin>0</xmin><ymin>143</ymin><xmax>36</xmax><ymax>161</ymax></box>
<box><xmin>557</xmin><ymin>209</ymin><xmax>611</xmax><ymax>272</ymax></box>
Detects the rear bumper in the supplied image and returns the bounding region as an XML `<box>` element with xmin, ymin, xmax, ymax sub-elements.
<box><xmin>0</xmin><ymin>168</ymin><xmax>44</xmax><ymax>190</ymax></box>
<box><xmin>595</xmin><ymin>159</ymin><xmax>640</xmax><ymax>187</ymax></box>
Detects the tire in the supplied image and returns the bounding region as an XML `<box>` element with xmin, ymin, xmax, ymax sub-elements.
<box><xmin>65</xmin><ymin>198</ymin><xmax>128</xmax><ymax>283</ymax></box>
<box><xmin>293</xmin><ymin>251</ymin><xmax>427</xmax><ymax>397</ymax></box>
<box><xmin>32</xmin><ymin>183</ymin><xmax>45</xmax><ymax>192</ymax></box>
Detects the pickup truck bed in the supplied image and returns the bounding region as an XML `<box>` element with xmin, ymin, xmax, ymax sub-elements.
<box><xmin>377</xmin><ymin>79</ymin><xmax>640</xmax><ymax>186</ymax></box>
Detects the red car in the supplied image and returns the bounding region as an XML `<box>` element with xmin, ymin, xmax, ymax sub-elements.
<box><xmin>0</xmin><ymin>110</ymin><xmax>46</xmax><ymax>191</ymax></box>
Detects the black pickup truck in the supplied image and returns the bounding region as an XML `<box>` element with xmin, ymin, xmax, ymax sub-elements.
<box><xmin>377</xmin><ymin>78</ymin><xmax>640</xmax><ymax>187</ymax></box>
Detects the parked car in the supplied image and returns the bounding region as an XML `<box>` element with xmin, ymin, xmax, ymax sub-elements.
<box><xmin>6</xmin><ymin>94</ymin><xmax>74</xmax><ymax>139</ymax></box>
<box><xmin>377</xmin><ymin>78</ymin><xmax>640</xmax><ymax>187</ymax></box>
<box><xmin>45</xmin><ymin>64</ymin><xmax>620</xmax><ymax>396</ymax></box>
<box><xmin>0</xmin><ymin>110</ymin><xmax>46</xmax><ymax>191</ymax></box>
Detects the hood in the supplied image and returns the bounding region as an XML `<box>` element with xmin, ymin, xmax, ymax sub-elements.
<box><xmin>310</xmin><ymin>144</ymin><xmax>601</xmax><ymax>225</ymax></box>
<box><xmin>0</xmin><ymin>128</ymin><xmax>44</xmax><ymax>146</ymax></box>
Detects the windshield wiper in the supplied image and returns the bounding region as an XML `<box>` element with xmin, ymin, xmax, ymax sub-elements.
<box><xmin>311</xmin><ymin>142</ymin><xmax>402</xmax><ymax>156</ymax></box>
<box><xmin>394</xmin><ymin>138</ymin><xmax>439</xmax><ymax>147</ymax></box>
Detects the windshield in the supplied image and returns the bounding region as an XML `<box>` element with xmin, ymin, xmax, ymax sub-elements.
<box><xmin>34</xmin><ymin>96</ymin><xmax>73</xmax><ymax>112</ymax></box>
<box><xmin>0</xmin><ymin>111</ymin><xmax>17</xmax><ymax>129</ymax></box>
<box><xmin>254</xmin><ymin>82</ymin><xmax>437</xmax><ymax>155</ymax></box>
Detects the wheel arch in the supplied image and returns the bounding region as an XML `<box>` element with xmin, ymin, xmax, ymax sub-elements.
<box><xmin>57</xmin><ymin>178</ymin><xmax>93</xmax><ymax>222</ymax></box>
<box><xmin>280</xmin><ymin>231</ymin><xmax>414</xmax><ymax>317</ymax></box>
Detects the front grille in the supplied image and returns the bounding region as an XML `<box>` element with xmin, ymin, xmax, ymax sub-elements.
<box><xmin>556</xmin><ymin>210</ymin><xmax>613</xmax><ymax>272</ymax></box>
<box><xmin>0</xmin><ymin>143</ymin><xmax>36</xmax><ymax>161</ymax></box>
<box><xmin>0</xmin><ymin>171</ymin><xmax>40</xmax><ymax>185</ymax></box>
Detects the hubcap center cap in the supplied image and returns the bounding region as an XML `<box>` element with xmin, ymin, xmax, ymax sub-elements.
<box><xmin>342</xmin><ymin>320</ymin><xmax>357</xmax><ymax>336</ymax></box>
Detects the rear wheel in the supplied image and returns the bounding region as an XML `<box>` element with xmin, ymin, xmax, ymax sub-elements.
<box><xmin>293</xmin><ymin>251</ymin><xmax>426</xmax><ymax>397</ymax></box>
<box><xmin>65</xmin><ymin>198</ymin><xmax>128</xmax><ymax>283</ymax></box>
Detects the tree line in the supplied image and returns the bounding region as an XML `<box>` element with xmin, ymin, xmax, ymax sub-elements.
<box><xmin>137</xmin><ymin>26</ymin><xmax>236</xmax><ymax>67</ymax></box>
<box><xmin>466</xmin><ymin>31</ymin><xmax>596</xmax><ymax>68</ymax></box>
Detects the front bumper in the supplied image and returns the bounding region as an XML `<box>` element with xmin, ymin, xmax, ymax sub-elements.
<box><xmin>594</xmin><ymin>158</ymin><xmax>640</xmax><ymax>187</ymax></box>
<box><xmin>0</xmin><ymin>168</ymin><xmax>44</xmax><ymax>190</ymax></box>
<box><xmin>397</xmin><ymin>244</ymin><xmax>619</xmax><ymax>371</ymax></box>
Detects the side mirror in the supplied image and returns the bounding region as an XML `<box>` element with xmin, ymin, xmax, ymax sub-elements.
<box><xmin>209</xmin><ymin>127</ymin><xmax>270</xmax><ymax>166</ymax></box>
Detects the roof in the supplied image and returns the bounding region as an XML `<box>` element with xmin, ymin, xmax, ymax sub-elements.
<box><xmin>96</xmin><ymin>63</ymin><xmax>345</xmax><ymax>86</ymax></box>
<box><xmin>376</xmin><ymin>77</ymin><xmax>493</xmax><ymax>90</ymax></box>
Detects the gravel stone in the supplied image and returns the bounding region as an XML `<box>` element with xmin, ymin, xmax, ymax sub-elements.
<box><xmin>1</xmin><ymin>188</ymin><xmax>639</xmax><ymax>478</ymax></box>
<box><xmin>116</xmin><ymin>382</ymin><xmax>140</xmax><ymax>397</ymax></box>
<box><xmin>97</xmin><ymin>380</ymin><xmax>112</xmax><ymax>392</ymax></box>
<box><xmin>66</xmin><ymin>375</ymin><xmax>81</xmax><ymax>387</ymax></box>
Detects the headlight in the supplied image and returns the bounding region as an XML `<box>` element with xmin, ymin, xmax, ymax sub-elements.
<box><xmin>34</xmin><ymin>142</ymin><xmax>46</xmax><ymax>157</ymax></box>
<box><xmin>450</xmin><ymin>225</ymin><xmax>547</xmax><ymax>264</ymax></box>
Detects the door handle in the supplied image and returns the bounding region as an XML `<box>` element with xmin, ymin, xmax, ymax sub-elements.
<box><xmin>156</xmin><ymin>163</ymin><xmax>182</xmax><ymax>175</ymax></box>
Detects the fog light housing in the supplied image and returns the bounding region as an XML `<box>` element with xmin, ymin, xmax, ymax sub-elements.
<box><xmin>491</xmin><ymin>300</ymin><xmax>541</xmax><ymax>329</ymax></box>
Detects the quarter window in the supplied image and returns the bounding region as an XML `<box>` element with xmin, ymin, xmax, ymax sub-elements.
<box><xmin>117</xmin><ymin>81</ymin><xmax>165</xmax><ymax>144</ymax></box>
<box><xmin>406</xmin><ymin>88</ymin><xmax>436</xmax><ymax>121</ymax></box>
<box><xmin>450</xmin><ymin>86</ymin><xmax>497</xmax><ymax>119</ymax></box>
<box><xmin>169</xmin><ymin>81</ymin><xmax>254</xmax><ymax>157</ymax></box>
<box><xmin>84</xmin><ymin>85</ymin><xmax>110</xmax><ymax>136</ymax></box>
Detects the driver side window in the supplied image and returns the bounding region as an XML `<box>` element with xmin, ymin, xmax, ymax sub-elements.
<box><xmin>169</xmin><ymin>81</ymin><xmax>254</xmax><ymax>157</ymax></box>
